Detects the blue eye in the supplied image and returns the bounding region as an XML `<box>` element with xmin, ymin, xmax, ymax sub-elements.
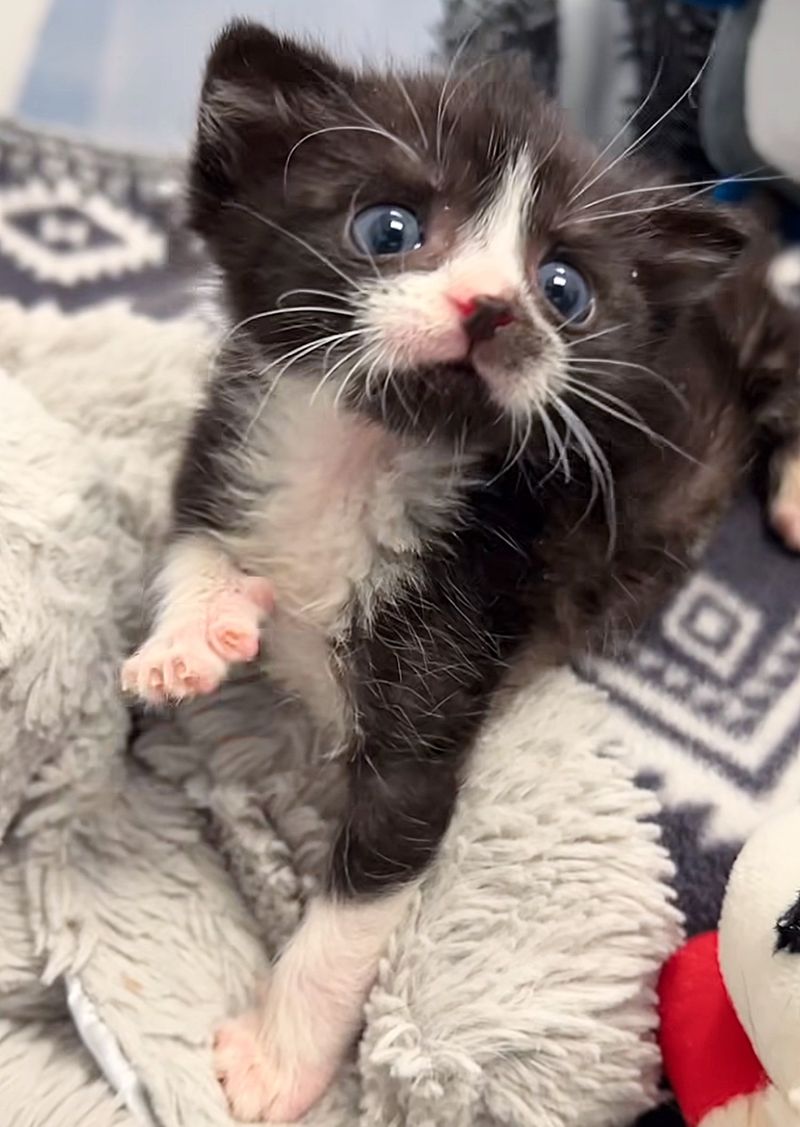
<box><xmin>350</xmin><ymin>205</ymin><xmax>422</xmax><ymax>257</ymax></box>
<box><xmin>537</xmin><ymin>260</ymin><xmax>594</xmax><ymax>325</ymax></box>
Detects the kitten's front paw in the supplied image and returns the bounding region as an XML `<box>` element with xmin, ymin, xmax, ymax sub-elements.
<box><xmin>215</xmin><ymin>1013</ymin><xmax>336</xmax><ymax>1123</ymax></box>
<box><xmin>205</xmin><ymin>578</ymin><xmax>274</xmax><ymax>663</ymax></box>
<box><xmin>121</xmin><ymin>628</ymin><xmax>226</xmax><ymax>704</ymax></box>
<box><xmin>122</xmin><ymin>575</ymin><xmax>274</xmax><ymax>705</ymax></box>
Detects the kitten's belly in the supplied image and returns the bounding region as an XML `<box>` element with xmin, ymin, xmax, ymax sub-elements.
<box><xmin>243</xmin><ymin>383</ymin><xmax>410</xmax><ymax>626</ymax></box>
<box><xmin>234</xmin><ymin>381</ymin><xmax>466</xmax><ymax>731</ymax></box>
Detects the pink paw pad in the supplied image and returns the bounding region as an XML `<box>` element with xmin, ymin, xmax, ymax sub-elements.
<box><xmin>121</xmin><ymin>629</ymin><xmax>226</xmax><ymax>704</ymax></box>
<box><xmin>205</xmin><ymin>579</ymin><xmax>273</xmax><ymax>664</ymax></box>
<box><xmin>215</xmin><ymin>1013</ymin><xmax>334</xmax><ymax>1123</ymax></box>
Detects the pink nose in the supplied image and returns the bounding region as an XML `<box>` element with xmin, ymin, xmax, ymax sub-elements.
<box><xmin>452</xmin><ymin>295</ymin><xmax>515</xmax><ymax>343</ymax></box>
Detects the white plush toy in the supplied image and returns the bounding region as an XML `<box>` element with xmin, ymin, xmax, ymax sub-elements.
<box><xmin>660</xmin><ymin>807</ymin><xmax>800</xmax><ymax>1126</ymax></box>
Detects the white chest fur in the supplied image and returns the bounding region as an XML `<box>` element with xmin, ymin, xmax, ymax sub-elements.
<box><xmin>230</xmin><ymin>380</ymin><xmax>470</xmax><ymax>730</ymax></box>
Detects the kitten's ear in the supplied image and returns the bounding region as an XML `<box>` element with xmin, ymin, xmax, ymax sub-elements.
<box><xmin>188</xmin><ymin>20</ymin><xmax>348</xmax><ymax>234</ymax></box>
<box><xmin>643</xmin><ymin>193</ymin><xmax>751</xmax><ymax>303</ymax></box>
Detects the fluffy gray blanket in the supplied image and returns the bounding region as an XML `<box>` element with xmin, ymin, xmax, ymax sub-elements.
<box><xmin>0</xmin><ymin>299</ymin><xmax>679</xmax><ymax>1127</ymax></box>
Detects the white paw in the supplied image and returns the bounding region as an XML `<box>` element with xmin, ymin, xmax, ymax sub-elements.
<box><xmin>215</xmin><ymin>1012</ymin><xmax>336</xmax><ymax>1123</ymax></box>
<box><xmin>121</xmin><ymin>627</ymin><xmax>227</xmax><ymax>704</ymax></box>
<box><xmin>122</xmin><ymin>575</ymin><xmax>274</xmax><ymax>705</ymax></box>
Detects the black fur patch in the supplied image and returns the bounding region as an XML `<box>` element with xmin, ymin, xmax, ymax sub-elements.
<box><xmin>330</xmin><ymin>462</ymin><xmax>541</xmax><ymax>896</ymax></box>
<box><xmin>172</xmin><ymin>20</ymin><xmax>800</xmax><ymax>905</ymax></box>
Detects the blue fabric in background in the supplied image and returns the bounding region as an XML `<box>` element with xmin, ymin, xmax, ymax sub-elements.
<box><xmin>18</xmin><ymin>0</ymin><xmax>113</xmax><ymax>134</ymax></box>
<box><xmin>14</xmin><ymin>0</ymin><xmax>438</xmax><ymax>153</ymax></box>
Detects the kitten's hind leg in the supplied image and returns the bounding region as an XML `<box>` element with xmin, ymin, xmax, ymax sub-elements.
<box><xmin>213</xmin><ymin>743</ymin><xmax>443</xmax><ymax>1121</ymax></box>
<box><xmin>122</xmin><ymin>535</ymin><xmax>273</xmax><ymax>704</ymax></box>
<box><xmin>214</xmin><ymin>572</ymin><xmax>483</xmax><ymax>1121</ymax></box>
<box><xmin>215</xmin><ymin>890</ymin><xmax>413</xmax><ymax>1122</ymax></box>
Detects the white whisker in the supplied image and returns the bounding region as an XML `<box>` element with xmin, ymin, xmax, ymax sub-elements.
<box><xmin>564</xmin><ymin>323</ymin><xmax>630</xmax><ymax>348</ymax></box>
<box><xmin>245</xmin><ymin>329</ymin><xmax>365</xmax><ymax>440</ymax></box>
<box><xmin>439</xmin><ymin>56</ymin><xmax>496</xmax><ymax>161</ymax></box>
<box><xmin>536</xmin><ymin>404</ymin><xmax>572</xmax><ymax>486</ymax></box>
<box><xmin>570</xmin><ymin>60</ymin><xmax>665</xmax><ymax>201</ymax></box>
<box><xmin>576</xmin><ymin>171</ymin><xmax>778</xmax><ymax>212</ymax></box>
<box><xmin>208</xmin><ymin>305</ymin><xmax>351</xmax><ymax>377</ymax></box>
<box><xmin>565</xmin><ymin>384</ymin><xmax>701</xmax><ymax>464</ymax></box>
<box><xmin>334</xmin><ymin>77</ymin><xmax>425</xmax><ymax>164</ymax></box>
<box><xmin>284</xmin><ymin>125</ymin><xmax>420</xmax><ymax>193</ymax></box>
<box><xmin>570</xmin><ymin>53</ymin><xmax>712</xmax><ymax>206</ymax></box>
<box><xmin>384</xmin><ymin>348</ymin><xmax>416</xmax><ymax>425</ymax></box>
<box><xmin>571</xmin><ymin>176</ymin><xmax>768</xmax><ymax>225</ymax></box>
<box><xmin>277</xmin><ymin>288</ymin><xmax>356</xmax><ymax>308</ymax></box>
<box><xmin>227</xmin><ymin>201</ymin><xmax>365</xmax><ymax>294</ymax></box>
<box><xmin>551</xmin><ymin>395</ymin><xmax>617</xmax><ymax>553</ymax></box>
<box><xmin>310</xmin><ymin>340</ymin><xmax>371</xmax><ymax>404</ymax></box>
<box><xmin>547</xmin><ymin>408</ymin><xmax>572</xmax><ymax>482</ymax></box>
<box><xmin>564</xmin><ymin>375</ymin><xmax>648</xmax><ymax>422</ymax></box>
<box><xmin>435</xmin><ymin>21</ymin><xmax>482</xmax><ymax>166</ymax></box>
<box><xmin>334</xmin><ymin>344</ymin><xmax>380</xmax><ymax>411</ymax></box>
<box><xmin>508</xmin><ymin>409</ymin><xmax>535</xmax><ymax>472</ymax></box>
<box><xmin>266</xmin><ymin>329</ymin><xmax>365</xmax><ymax>379</ymax></box>
<box><xmin>363</xmin><ymin>349</ymin><xmax>384</xmax><ymax>400</ymax></box>
<box><xmin>393</xmin><ymin>72</ymin><xmax>428</xmax><ymax>152</ymax></box>
<box><xmin>566</xmin><ymin>357</ymin><xmax>689</xmax><ymax>409</ymax></box>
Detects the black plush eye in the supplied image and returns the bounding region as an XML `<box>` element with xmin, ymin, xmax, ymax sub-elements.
<box><xmin>537</xmin><ymin>260</ymin><xmax>594</xmax><ymax>325</ymax></box>
<box><xmin>350</xmin><ymin>205</ymin><xmax>422</xmax><ymax>257</ymax></box>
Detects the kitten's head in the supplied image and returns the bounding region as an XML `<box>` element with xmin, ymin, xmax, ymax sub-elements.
<box><xmin>189</xmin><ymin>20</ymin><xmax>745</xmax><ymax>448</ymax></box>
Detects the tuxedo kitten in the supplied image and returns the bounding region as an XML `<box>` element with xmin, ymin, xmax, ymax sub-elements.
<box><xmin>122</xmin><ymin>21</ymin><xmax>800</xmax><ymax>1122</ymax></box>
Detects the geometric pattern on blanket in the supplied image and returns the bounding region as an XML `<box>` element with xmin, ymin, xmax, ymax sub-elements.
<box><xmin>585</xmin><ymin>486</ymin><xmax>800</xmax><ymax>935</ymax></box>
<box><xmin>0</xmin><ymin>118</ymin><xmax>197</xmax><ymax>319</ymax></box>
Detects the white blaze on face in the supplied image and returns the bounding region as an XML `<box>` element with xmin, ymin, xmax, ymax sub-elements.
<box><xmin>357</xmin><ymin>148</ymin><xmax>567</xmax><ymax>416</ymax></box>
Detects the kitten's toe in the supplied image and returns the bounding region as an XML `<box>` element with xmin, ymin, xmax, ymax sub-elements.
<box><xmin>215</xmin><ymin>1013</ymin><xmax>335</xmax><ymax>1123</ymax></box>
<box><xmin>205</xmin><ymin>587</ymin><xmax>270</xmax><ymax>664</ymax></box>
<box><xmin>121</xmin><ymin>630</ymin><xmax>226</xmax><ymax>703</ymax></box>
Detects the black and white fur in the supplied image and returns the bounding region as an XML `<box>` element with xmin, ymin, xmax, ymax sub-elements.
<box><xmin>122</xmin><ymin>22</ymin><xmax>800</xmax><ymax>1122</ymax></box>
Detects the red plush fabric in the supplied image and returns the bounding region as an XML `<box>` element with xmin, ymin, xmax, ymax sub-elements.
<box><xmin>658</xmin><ymin>931</ymin><xmax>768</xmax><ymax>1127</ymax></box>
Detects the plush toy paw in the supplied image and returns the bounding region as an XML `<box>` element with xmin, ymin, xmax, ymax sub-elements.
<box><xmin>215</xmin><ymin>1012</ymin><xmax>335</xmax><ymax>1123</ymax></box>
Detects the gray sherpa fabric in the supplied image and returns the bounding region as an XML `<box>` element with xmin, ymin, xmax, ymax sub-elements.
<box><xmin>0</xmin><ymin>298</ymin><xmax>681</xmax><ymax>1127</ymax></box>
